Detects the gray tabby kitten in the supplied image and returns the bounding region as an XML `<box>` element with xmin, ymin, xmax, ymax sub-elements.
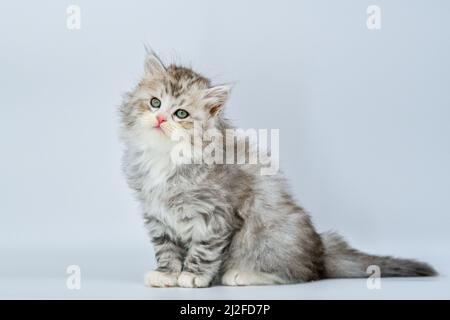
<box><xmin>120</xmin><ymin>52</ymin><xmax>436</xmax><ymax>287</ymax></box>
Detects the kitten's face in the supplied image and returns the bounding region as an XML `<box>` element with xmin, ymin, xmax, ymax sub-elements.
<box><xmin>120</xmin><ymin>53</ymin><xmax>230</xmax><ymax>151</ymax></box>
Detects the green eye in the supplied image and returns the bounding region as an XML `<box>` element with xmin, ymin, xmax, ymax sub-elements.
<box><xmin>174</xmin><ymin>109</ymin><xmax>189</xmax><ymax>119</ymax></box>
<box><xmin>150</xmin><ymin>97</ymin><xmax>161</xmax><ymax>108</ymax></box>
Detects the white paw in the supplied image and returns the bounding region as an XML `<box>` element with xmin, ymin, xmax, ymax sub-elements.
<box><xmin>144</xmin><ymin>270</ymin><xmax>178</xmax><ymax>287</ymax></box>
<box><xmin>221</xmin><ymin>269</ymin><xmax>282</xmax><ymax>286</ymax></box>
<box><xmin>221</xmin><ymin>269</ymin><xmax>242</xmax><ymax>286</ymax></box>
<box><xmin>177</xmin><ymin>272</ymin><xmax>211</xmax><ymax>288</ymax></box>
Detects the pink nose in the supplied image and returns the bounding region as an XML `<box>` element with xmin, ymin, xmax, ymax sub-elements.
<box><xmin>156</xmin><ymin>115</ymin><xmax>166</xmax><ymax>126</ymax></box>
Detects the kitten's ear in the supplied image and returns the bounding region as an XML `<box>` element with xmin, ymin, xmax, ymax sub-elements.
<box><xmin>204</xmin><ymin>85</ymin><xmax>232</xmax><ymax>116</ymax></box>
<box><xmin>144</xmin><ymin>52</ymin><xmax>166</xmax><ymax>77</ymax></box>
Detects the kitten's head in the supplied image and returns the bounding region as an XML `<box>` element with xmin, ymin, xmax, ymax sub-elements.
<box><xmin>120</xmin><ymin>52</ymin><xmax>231</xmax><ymax>152</ymax></box>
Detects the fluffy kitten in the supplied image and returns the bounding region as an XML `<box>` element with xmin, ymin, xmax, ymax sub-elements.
<box><xmin>119</xmin><ymin>52</ymin><xmax>436</xmax><ymax>287</ymax></box>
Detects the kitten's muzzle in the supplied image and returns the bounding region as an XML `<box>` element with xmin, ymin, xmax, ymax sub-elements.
<box><xmin>155</xmin><ymin>115</ymin><xmax>167</xmax><ymax>128</ymax></box>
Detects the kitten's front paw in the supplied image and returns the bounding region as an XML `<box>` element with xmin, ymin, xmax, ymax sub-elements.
<box><xmin>144</xmin><ymin>270</ymin><xmax>178</xmax><ymax>288</ymax></box>
<box><xmin>177</xmin><ymin>272</ymin><xmax>211</xmax><ymax>288</ymax></box>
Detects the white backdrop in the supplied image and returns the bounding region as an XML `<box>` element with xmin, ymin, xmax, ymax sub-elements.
<box><xmin>1</xmin><ymin>0</ymin><xmax>449</xmax><ymax>299</ymax></box>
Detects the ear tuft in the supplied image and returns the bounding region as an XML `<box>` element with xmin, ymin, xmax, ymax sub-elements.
<box><xmin>144</xmin><ymin>52</ymin><xmax>166</xmax><ymax>77</ymax></box>
<box><xmin>204</xmin><ymin>85</ymin><xmax>232</xmax><ymax>116</ymax></box>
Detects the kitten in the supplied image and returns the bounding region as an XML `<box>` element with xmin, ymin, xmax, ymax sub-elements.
<box><xmin>119</xmin><ymin>52</ymin><xmax>436</xmax><ymax>287</ymax></box>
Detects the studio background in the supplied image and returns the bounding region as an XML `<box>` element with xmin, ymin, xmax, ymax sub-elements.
<box><xmin>1</xmin><ymin>0</ymin><xmax>449</xmax><ymax>299</ymax></box>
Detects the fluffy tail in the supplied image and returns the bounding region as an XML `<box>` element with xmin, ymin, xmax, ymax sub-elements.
<box><xmin>321</xmin><ymin>231</ymin><xmax>437</xmax><ymax>278</ymax></box>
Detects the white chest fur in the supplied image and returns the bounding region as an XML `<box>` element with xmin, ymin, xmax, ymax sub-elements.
<box><xmin>129</xmin><ymin>148</ymin><xmax>209</xmax><ymax>243</ymax></box>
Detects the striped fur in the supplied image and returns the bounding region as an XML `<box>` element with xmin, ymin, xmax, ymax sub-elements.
<box><xmin>120</xmin><ymin>52</ymin><xmax>436</xmax><ymax>287</ymax></box>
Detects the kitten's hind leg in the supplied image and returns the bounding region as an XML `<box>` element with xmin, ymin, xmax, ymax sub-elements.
<box><xmin>221</xmin><ymin>269</ymin><xmax>289</xmax><ymax>286</ymax></box>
